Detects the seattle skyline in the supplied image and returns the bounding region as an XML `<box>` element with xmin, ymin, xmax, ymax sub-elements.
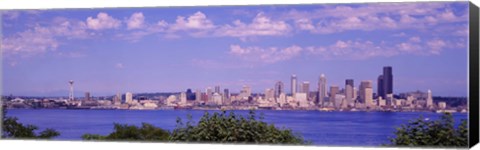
<box><xmin>1</xmin><ymin>2</ymin><xmax>469</xmax><ymax>97</ymax></box>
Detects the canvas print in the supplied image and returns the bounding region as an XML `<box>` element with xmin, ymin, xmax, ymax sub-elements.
<box><xmin>1</xmin><ymin>1</ymin><xmax>472</xmax><ymax>148</ymax></box>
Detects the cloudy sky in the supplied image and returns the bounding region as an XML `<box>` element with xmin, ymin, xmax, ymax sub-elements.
<box><xmin>1</xmin><ymin>2</ymin><xmax>469</xmax><ymax>97</ymax></box>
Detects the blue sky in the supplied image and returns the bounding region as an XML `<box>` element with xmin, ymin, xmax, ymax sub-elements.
<box><xmin>1</xmin><ymin>2</ymin><xmax>469</xmax><ymax>97</ymax></box>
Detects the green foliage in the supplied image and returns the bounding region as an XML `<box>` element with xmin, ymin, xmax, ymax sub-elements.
<box><xmin>387</xmin><ymin>112</ymin><xmax>468</xmax><ymax>147</ymax></box>
<box><xmin>170</xmin><ymin>110</ymin><xmax>309</xmax><ymax>145</ymax></box>
<box><xmin>2</xmin><ymin>105</ymin><xmax>60</xmax><ymax>139</ymax></box>
<box><xmin>83</xmin><ymin>110</ymin><xmax>309</xmax><ymax>145</ymax></box>
<box><xmin>82</xmin><ymin>122</ymin><xmax>170</xmax><ymax>141</ymax></box>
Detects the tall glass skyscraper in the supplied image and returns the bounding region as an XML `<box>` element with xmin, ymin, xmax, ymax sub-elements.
<box><xmin>318</xmin><ymin>74</ymin><xmax>327</xmax><ymax>106</ymax></box>
<box><xmin>378</xmin><ymin>66</ymin><xmax>393</xmax><ymax>98</ymax></box>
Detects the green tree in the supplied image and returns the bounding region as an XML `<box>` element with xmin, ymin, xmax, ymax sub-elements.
<box><xmin>170</xmin><ymin>110</ymin><xmax>309</xmax><ymax>145</ymax></box>
<box><xmin>2</xmin><ymin>105</ymin><xmax>60</xmax><ymax>139</ymax></box>
<box><xmin>82</xmin><ymin>122</ymin><xmax>170</xmax><ymax>141</ymax></box>
<box><xmin>387</xmin><ymin>112</ymin><xmax>468</xmax><ymax>147</ymax></box>
<box><xmin>83</xmin><ymin>110</ymin><xmax>309</xmax><ymax>145</ymax></box>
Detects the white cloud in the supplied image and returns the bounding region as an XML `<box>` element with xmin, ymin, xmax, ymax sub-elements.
<box><xmin>230</xmin><ymin>37</ymin><xmax>464</xmax><ymax>62</ymax></box>
<box><xmin>126</xmin><ymin>12</ymin><xmax>145</xmax><ymax>30</ymax></box>
<box><xmin>427</xmin><ymin>39</ymin><xmax>447</xmax><ymax>54</ymax></box>
<box><xmin>216</xmin><ymin>13</ymin><xmax>291</xmax><ymax>38</ymax></box>
<box><xmin>283</xmin><ymin>2</ymin><xmax>467</xmax><ymax>34</ymax></box>
<box><xmin>2</xmin><ymin>18</ymin><xmax>91</xmax><ymax>58</ymax></box>
<box><xmin>170</xmin><ymin>11</ymin><xmax>215</xmax><ymax>31</ymax></box>
<box><xmin>229</xmin><ymin>44</ymin><xmax>302</xmax><ymax>63</ymax></box>
<box><xmin>86</xmin><ymin>12</ymin><xmax>121</xmax><ymax>30</ymax></box>
<box><xmin>115</xmin><ymin>63</ymin><xmax>124</xmax><ymax>69</ymax></box>
<box><xmin>409</xmin><ymin>36</ymin><xmax>421</xmax><ymax>43</ymax></box>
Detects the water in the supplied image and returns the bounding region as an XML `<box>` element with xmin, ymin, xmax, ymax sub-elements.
<box><xmin>6</xmin><ymin>109</ymin><xmax>468</xmax><ymax>146</ymax></box>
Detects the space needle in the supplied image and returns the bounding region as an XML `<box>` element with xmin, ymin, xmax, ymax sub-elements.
<box><xmin>69</xmin><ymin>80</ymin><xmax>74</xmax><ymax>101</ymax></box>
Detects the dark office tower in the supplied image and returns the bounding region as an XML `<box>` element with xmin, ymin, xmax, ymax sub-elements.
<box><xmin>274</xmin><ymin>81</ymin><xmax>284</xmax><ymax>98</ymax></box>
<box><xmin>377</xmin><ymin>75</ymin><xmax>384</xmax><ymax>98</ymax></box>
<box><xmin>186</xmin><ymin>89</ymin><xmax>194</xmax><ymax>100</ymax></box>
<box><xmin>223</xmin><ymin>89</ymin><xmax>230</xmax><ymax>99</ymax></box>
<box><xmin>223</xmin><ymin>88</ymin><xmax>230</xmax><ymax>104</ymax></box>
<box><xmin>383</xmin><ymin>66</ymin><xmax>393</xmax><ymax>96</ymax></box>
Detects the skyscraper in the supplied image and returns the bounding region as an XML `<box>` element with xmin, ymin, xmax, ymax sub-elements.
<box><xmin>291</xmin><ymin>74</ymin><xmax>297</xmax><ymax>96</ymax></box>
<box><xmin>206</xmin><ymin>87</ymin><xmax>213</xmax><ymax>101</ymax></box>
<box><xmin>180</xmin><ymin>92</ymin><xmax>187</xmax><ymax>105</ymax></box>
<box><xmin>125</xmin><ymin>92</ymin><xmax>133</xmax><ymax>104</ymax></box>
<box><xmin>223</xmin><ymin>89</ymin><xmax>230</xmax><ymax>100</ymax></box>
<box><xmin>377</xmin><ymin>75</ymin><xmax>384</xmax><ymax>98</ymax></box>
<box><xmin>383</xmin><ymin>66</ymin><xmax>393</xmax><ymax>96</ymax></box>
<box><xmin>301</xmin><ymin>81</ymin><xmax>310</xmax><ymax>94</ymax></box>
<box><xmin>195</xmin><ymin>89</ymin><xmax>202</xmax><ymax>102</ymax></box>
<box><xmin>214</xmin><ymin>85</ymin><xmax>221</xmax><ymax>94</ymax></box>
<box><xmin>274</xmin><ymin>81</ymin><xmax>284</xmax><ymax>98</ymax></box>
<box><xmin>84</xmin><ymin>92</ymin><xmax>90</xmax><ymax>101</ymax></box>
<box><xmin>223</xmin><ymin>88</ymin><xmax>230</xmax><ymax>105</ymax></box>
<box><xmin>345</xmin><ymin>79</ymin><xmax>354</xmax><ymax>106</ymax></box>
<box><xmin>114</xmin><ymin>93</ymin><xmax>122</xmax><ymax>105</ymax></box>
<box><xmin>318</xmin><ymin>74</ymin><xmax>327</xmax><ymax>106</ymax></box>
<box><xmin>329</xmin><ymin>85</ymin><xmax>339</xmax><ymax>106</ymax></box>
<box><xmin>426</xmin><ymin>89</ymin><xmax>433</xmax><ymax>108</ymax></box>
<box><xmin>360</xmin><ymin>80</ymin><xmax>373</xmax><ymax>107</ymax></box>
<box><xmin>239</xmin><ymin>85</ymin><xmax>251</xmax><ymax>99</ymax></box>
<box><xmin>264</xmin><ymin>88</ymin><xmax>274</xmax><ymax>101</ymax></box>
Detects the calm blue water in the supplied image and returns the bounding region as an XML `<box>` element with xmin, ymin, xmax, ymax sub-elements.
<box><xmin>6</xmin><ymin>109</ymin><xmax>468</xmax><ymax>146</ymax></box>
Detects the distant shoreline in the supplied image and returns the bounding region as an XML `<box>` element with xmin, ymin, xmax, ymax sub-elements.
<box><xmin>5</xmin><ymin>107</ymin><xmax>468</xmax><ymax>114</ymax></box>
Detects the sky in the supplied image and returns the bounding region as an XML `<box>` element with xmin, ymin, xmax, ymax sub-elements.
<box><xmin>1</xmin><ymin>2</ymin><xmax>470</xmax><ymax>97</ymax></box>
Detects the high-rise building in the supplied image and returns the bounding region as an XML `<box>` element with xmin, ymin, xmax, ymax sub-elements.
<box><xmin>345</xmin><ymin>79</ymin><xmax>354</xmax><ymax>106</ymax></box>
<box><xmin>378</xmin><ymin>66</ymin><xmax>393</xmax><ymax>98</ymax></box>
<box><xmin>365</xmin><ymin>88</ymin><xmax>373</xmax><ymax>108</ymax></box>
<box><xmin>214</xmin><ymin>86</ymin><xmax>221</xmax><ymax>94</ymax></box>
<box><xmin>377</xmin><ymin>75</ymin><xmax>384</xmax><ymax>98</ymax></box>
<box><xmin>239</xmin><ymin>85</ymin><xmax>251</xmax><ymax>99</ymax></box>
<box><xmin>195</xmin><ymin>89</ymin><xmax>202</xmax><ymax>102</ymax></box>
<box><xmin>329</xmin><ymin>85</ymin><xmax>339</xmax><ymax>106</ymax></box>
<box><xmin>212</xmin><ymin>93</ymin><xmax>222</xmax><ymax>105</ymax></box>
<box><xmin>125</xmin><ymin>92</ymin><xmax>133</xmax><ymax>104</ymax></box>
<box><xmin>223</xmin><ymin>88</ymin><xmax>230</xmax><ymax>99</ymax></box>
<box><xmin>360</xmin><ymin>80</ymin><xmax>373</xmax><ymax>107</ymax></box>
<box><xmin>278</xmin><ymin>93</ymin><xmax>286</xmax><ymax>106</ymax></box>
<box><xmin>383</xmin><ymin>66</ymin><xmax>393</xmax><ymax>96</ymax></box>
<box><xmin>318</xmin><ymin>74</ymin><xmax>327</xmax><ymax>106</ymax></box>
<box><xmin>426</xmin><ymin>89</ymin><xmax>433</xmax><ymax>108</ymax></box>
<box><xmin>206</xmin><ymin>87</ymin><xmax>213</xmax><ymax>101</ymax></box>
<box><xmin>84</xmin><ymin>92</ymin><xmax>91</xmax><ymax>101</ymax></box>
<box><xmin>274</xmin><ymin>81</ymin><xmax>284</xmax><ymax>98</ymax></box>
<box><xmin>114</xmin><ymin>93</ymin><xmax>122</xmax><ymax>105</ymax></box>
<box><xmin>291</xmin><ymin>74</ymin><xmax>297</xmax><ymax>96</ymax></box>
<box><xmin>359</xmin><ymin>81</ymin><xmax>373</xmax><ymax>103</ymax></box>
<box><xmin>301</xmin><ymin>81</ymin><xmax>310</xmax><ymax>94</ymax></box>
<box><xmin>180</xmin><ymin>92</ymin><xmax>187</xmax><ymax>105</ymax></box>
<box><xmin>264</xmin><ymin>88</ymin><xmax>274</xmax><ymax>101</ymax></box>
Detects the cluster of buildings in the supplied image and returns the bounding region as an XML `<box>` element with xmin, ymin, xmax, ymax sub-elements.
<box><xmin>2</xmin><ymin>66</ymin><xmax>467</xmax><ymax>112</ymax></box>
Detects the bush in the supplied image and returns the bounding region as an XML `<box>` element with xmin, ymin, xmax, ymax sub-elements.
<box><xmin>2</xmin><ymin>105</ymin><xmax>60</xmax><ymax>139</ymax></box>
<box><xmin>170</xmin><ymin>110</ymin><xmax>309</xmax><ymax>144</ymax></box>
<box><xmin>82</xmin><ymin>123</ymin><xmax>170</xmax><ymax>141</ymax></box>
<box><xmin>83</xmin><ymin>110</ymin><xmax>309</xmax><ymax>145</ymax></box>
<box><xmin>387</xmin><ymin>112</ymin><xmax>468</xmax><ymax>147</ymax></box>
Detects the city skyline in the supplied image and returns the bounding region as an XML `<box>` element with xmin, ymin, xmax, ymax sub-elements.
<box><xmin>2</xmin><ymin>2</ymin><xmax>469</xmax><ymax>97</ymax></box>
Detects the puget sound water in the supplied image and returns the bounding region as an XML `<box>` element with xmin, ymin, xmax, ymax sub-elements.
<box><xmin>7</xmin><ymin>109</ymin><xmax>468</xmax><ymax>146</ymax></box>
